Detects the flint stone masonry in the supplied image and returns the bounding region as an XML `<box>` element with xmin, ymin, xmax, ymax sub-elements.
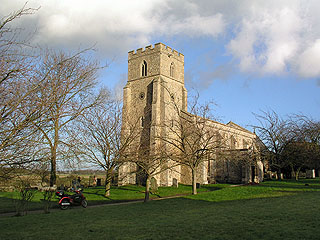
<box><xmin>128</xmin><ymin>43</ymin><xmax>184</xmax><ymax>84</ymax></box>
<box><xmin>118</xmin><ymin>43</ymin><xmax>264</xmax><ymax>187</ymax></box>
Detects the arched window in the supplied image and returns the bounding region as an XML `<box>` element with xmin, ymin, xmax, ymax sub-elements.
<box><xmin>170</xmin><ymin>62</ymin><xmax>175</xmax><ymax>78</ymax></box>
<box><xmin>230</xmin><ymin>136</ymin><xmax>236</xmax><ymax>149</ymax></box>
<box><xmin>242</xmin><ymin>139</ymin><xmax>248</xmax><ymax>149</ymax></box>
<box><xmin>142</xmin><ymin>60</ymin><xmax>147</xmax><ymax>77</ymax></box>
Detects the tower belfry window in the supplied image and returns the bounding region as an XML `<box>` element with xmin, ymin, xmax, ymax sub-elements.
<box><xmin>170</xmin><ymin>62</ymin><xmax>175</xmax><ymax>78</ymax></box>
<box><xmin>142</xmin><ymin>60</ymin><xmax>147</xmax><ymax>77</ymax></box>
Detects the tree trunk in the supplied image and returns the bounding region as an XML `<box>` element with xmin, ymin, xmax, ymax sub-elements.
<box><xmin>144</xmin><ymin>175</ymin><xmax>151</xmax><ymax>202</ymax></box>
<box><xmin>192</xmin><ymin>168</ymin><xmax>197</xmax><ymax>195</ymax></box>
<box><xmin>290</xmin><ymin>165</ymin><xmax>296</xmax><ymax>179</ymax></box>
<box><xmin>50</xmin><ymin>119</ymin><xmax>59</xmax><ymax>187</ymax></box>
<box><xmin>49</xmin><ymin>157</ymin><xmax>56</xmax><ymax>187</ymax></box>
<box><xmin>105</xmin><ymin>168</ymin><xmax>113</xmax><ymax>197</ymax></box>
<box><xmin>295</xmin><ymin>167</ymin><xmax>301</xmax><ymax>181</ymax></box>
<box><xmin>276</xmin><ymin>169</ymin><xmax>282</xmax><ymax>181</ymax></box>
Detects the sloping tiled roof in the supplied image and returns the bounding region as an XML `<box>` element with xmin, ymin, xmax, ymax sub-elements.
<box><xmin>181</xmin><ymin>110</ymin><xmax>254</xmax><ymax>136</ymax></box>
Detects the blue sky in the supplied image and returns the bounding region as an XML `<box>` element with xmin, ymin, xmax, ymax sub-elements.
<box><xmin>2</xmin><ymin>0</ymin><xmax>320</xmax><ymax>131</ymax></box>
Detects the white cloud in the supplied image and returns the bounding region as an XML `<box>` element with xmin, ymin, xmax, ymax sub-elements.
<box><xmin>227</xmin><ymin>4</ymin><xmax>304</xmax><ymax>75</ymax></box>
<box><xmin>0</xmin><ymin>0</ymin><xmax>225</xmax><ymax>57</ymax></box>
<box><xmin>166</xmin><ymin>14</ymin><xmax>225</xmax><ymax>37</ymax></box>
<box><xmin>2</xmin><ymin>0</ymin><xmax>320</xmax><ymax>79</ymax></box>
<box><xmin>223</xmin><ymin>0</ymin><xmax>320</xmax><ymax>79</ymax></box>
<box><xmin>297</xmin><ymin>39</ymin><xmax>320</xmax><ymax>78</ymax></box>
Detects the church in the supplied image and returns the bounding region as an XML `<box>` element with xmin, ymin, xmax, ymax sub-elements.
<box><xmin>118</xmin><ymin>43</ymin><xmax>264</xmax><ymax>186</ymax></box>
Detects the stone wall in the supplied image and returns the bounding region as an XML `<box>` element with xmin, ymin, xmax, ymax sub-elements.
<box><xmin>119</xmin><ymin>43</ymin><xmax>264</xmax><ymax>186</ymax></box>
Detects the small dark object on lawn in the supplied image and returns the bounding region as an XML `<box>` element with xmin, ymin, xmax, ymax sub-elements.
<box><xmin>305</xmin><ymin>184</ymin><xmax>309</xmax><ymax>186</ymax></box>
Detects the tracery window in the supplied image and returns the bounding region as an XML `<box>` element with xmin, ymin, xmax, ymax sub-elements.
<box><xmin>142</xmin><ymin>60</ymin><xmax>147</xmax><ymax>77</ymax></box>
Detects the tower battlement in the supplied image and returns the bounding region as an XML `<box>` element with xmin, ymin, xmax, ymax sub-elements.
<box><xmin>128</xmin><ymin>43</ymin><xmax>184</xmax><ymax>62</ymax></box>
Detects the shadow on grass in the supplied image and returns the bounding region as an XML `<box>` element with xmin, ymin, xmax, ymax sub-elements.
<box><xmin>116</xmin><ymin>187</ymin><xmax>144</xmax><ymax>193</ymax></box>
<box><xmin>83</xmin><ymin>190</ymin><xmax>108</xmax><ymax>199</ymax></box>
<box><xmin>201</xmin><ymin>185</ymin><xmax>224</xmax><ymax>192</ymax></box>
<box><xmin>0</xmin><ymin>196</ymin><xmax>60</xmax><ymax>214</ymax></box>
<box><xmin>2</xmin><ymin>192</ymin><xmax>320</xmax><ymax>240</ymax></box>
<box><xmin>259</xmin><ymin>179</ymin><xmax>320</xmax><ymax>190</ymax></box>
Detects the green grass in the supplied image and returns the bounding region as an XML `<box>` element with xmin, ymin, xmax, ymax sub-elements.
<box><xmin>1</xmin><ymin>179</ymin><xmax>320</xmax><ymax>239</ymax></box>
<box><xmin>186</xmin><ymin>179</ymin><xmax>320</xmax><ymax>203</ymax></box>
<box><xmin>0</xmin><ymin>183</ymin><xmax>224</xmax><ymax>213</ymax></box>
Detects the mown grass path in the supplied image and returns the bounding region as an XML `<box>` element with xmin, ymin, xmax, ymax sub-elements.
<box><xmin>1</xmin><ymin>179</ymin><xmax>320</xmax><ymax>239</ymax></box>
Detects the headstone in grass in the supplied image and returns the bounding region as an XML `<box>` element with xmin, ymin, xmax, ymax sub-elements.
<box><xmin>275</xmin><ymin>173</ymin><xmax>284</xmax><ymax>180</ymax></box>
<box><xmin>150</xmin><ymin>177</ymin><xmax>158</xmax><ymax>191</ymax></box>
<box><xmin>306</xmin><ymin>169</ymin><xmax>315</xmax><ymax>179</ymax></box>
<box><xmin>266</xmin><ymin>171</ymin><xmax>272</xmax><ymax>179</ymax></box>
<box><xmin>97</xmin><ymin>178</ymin><xmax>102</xmax><ymax>186</ymax></box>
<box><xmin>172</xmin><ymin>178</ymin><xmax>178</xmax><ymax>188</ymax></box>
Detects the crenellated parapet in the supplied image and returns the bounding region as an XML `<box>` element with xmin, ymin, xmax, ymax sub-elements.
<box><xmin>128</xmin><ymin>43</ymin><xmax>184</xmax><ymax>62</ymax></box>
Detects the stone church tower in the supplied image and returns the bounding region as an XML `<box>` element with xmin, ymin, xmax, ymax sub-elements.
<box><xmin>118</xmin><ymin>43</ymin><xmax>264</xmax><ymax>186</ymax></box>
<box><xmin>118</xmin><ymin>43</ymin><xmax>188</xmax><ymax>186</ymax></box>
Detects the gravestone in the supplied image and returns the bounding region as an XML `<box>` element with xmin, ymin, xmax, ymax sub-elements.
<box><xmin>89</xmin><ymin>175</ymin><xmax>94</xmax><ymax>186</ymax></box>
<box><xmin>150</xmin><ymin>177</ymin><xmax>158</xmax><ymax>191</ymax></box>
<box><xmin>97</xmin><ymin>178</ymin><xmax>102</xmax><ymax>186</ymax></box>
<box><xmin>306</xmin><ymin>169</ymin><xmax>316</xmax><ymax>179</ymax></box>
<box><xmin>266</xmin><ymin>171</ymin><xmax>272</xmax><ymax>180</ymax></box>
<box><xmin>172</xmin><ymin>178</ymin><xmax>178</xmax><ymax>187</ymax></box>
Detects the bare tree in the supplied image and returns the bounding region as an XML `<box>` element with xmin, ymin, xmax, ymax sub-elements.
<box><xmin>32</xmin><ymin>49</ymin><xmax>105</xmax><ymax>186</ymax></box>
<box><xmin>291</xmin><ymin>115</ymin><xmax>320</xmax><ymax>145</ymax></box>
<box><xmin>253</xmin><ymin>111</ymin><xmax>320</xmax><ymax>180</ymax></box>
<box><xmin>0</xmin><ymin>4</ymin><xmax>46</xmax><ymax>180</ymax></box>
<box><xmin>284</xmin><ymin>115</ymin><xmax>320</xmax><ymax>178</ymax></box>
<box><xmin>0</xmin><ymin>3</ymin><xmax>39</xmax><ymax>84</ymax></box>
<box><xmin>160</xmin><ymin>93</ymin><xmax>225</xmax><ymax>195</ymax></box>
<box><xmin>299</xmin><ymin>117</ymin><xmax>320</xmax><ymax>171</ymax></box>
<box><xmin>118</xmin><ymin>104</ymin><xmax>176</xmax><ymax>202</ymax></box>
<box><xmin>282</xmin><ymin>142</ymin><xmax>314</xmax><ymax>180</ymax></box>
<box><xmin>121</xmin><ymin>136</ymin><xmax>174</xmax><ymax>202</ymax></box>
<box><xmin>252</xmin><ymin>110</ymin><xmax>293</xmax><ymax>180</ymax></box>
<box><xmin>72</xmin><ymin>97</ymin><xmax>139</xmax><ymax>197</ymax></box>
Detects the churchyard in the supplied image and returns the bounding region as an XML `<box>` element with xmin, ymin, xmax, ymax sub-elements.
<box><xmin>1</xmin><ymin>179</ymin><xmax>320</xmax><ymax>239</ymax></box>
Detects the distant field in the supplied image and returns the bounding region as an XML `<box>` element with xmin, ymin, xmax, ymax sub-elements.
<box><xmin>1</xmin><ymin>179</ymin><xmax>320</xmax><ymax>239</ymax></box>
<box><xmin>0</xmin><ymin>173</ymin><xmax>107</xmax><ymax>191</ymax></box>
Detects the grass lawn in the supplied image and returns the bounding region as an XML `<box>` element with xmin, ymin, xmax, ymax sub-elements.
<box><xmin>1</xmin><ymin>179</ymin><xmax>320</xmax><ymax>239</ymax></box>
<box><xmin>0</xmin><ymin>183</ymin><xmax>223</xmax><ymax>214</ymax></box>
